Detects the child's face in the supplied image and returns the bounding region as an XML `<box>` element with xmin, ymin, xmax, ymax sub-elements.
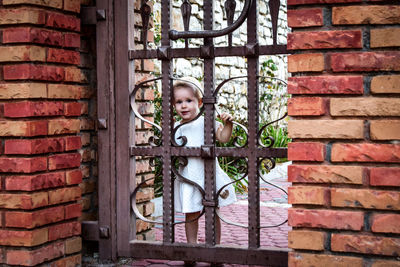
<box><xmin>173</xmin><ymin>86</ymin><xmax>201</xmax><ymax>123</ymax></box>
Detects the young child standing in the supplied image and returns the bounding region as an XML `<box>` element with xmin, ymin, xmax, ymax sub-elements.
<box><xmin>172</xmin><ymin>77</ymin><xmax>237</xmax><ymax>247</ymax></box>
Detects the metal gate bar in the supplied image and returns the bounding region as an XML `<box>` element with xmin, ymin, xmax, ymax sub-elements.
<box><xmin>130</xmin><ymin>241</ymin><xmax>289</xmax><ymax>265</ymax></box>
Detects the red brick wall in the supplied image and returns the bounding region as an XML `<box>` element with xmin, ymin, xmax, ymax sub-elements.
<box><xmin>0</xmin><ymin>1</ymin><xmax>83</xmax><ymax>265</ymax></box>
<box><xmin>78</xmin><ymin>0</ymin><xmax>98</xmax><ymax>223</ymax></box>
<box><xmin>287</xmin><ymin>1</ymin><xmax>400</xmax><ymax>266</ymax></box>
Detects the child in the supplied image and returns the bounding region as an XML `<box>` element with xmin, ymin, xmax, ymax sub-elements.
<box><xmin>172</xmin><ymin>77</ymin><xmax>237</xmax><ymax>247</ymax></box>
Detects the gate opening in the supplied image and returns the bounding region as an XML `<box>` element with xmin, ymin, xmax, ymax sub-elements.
<box><xmin>128</xmin><ymin>0</ymin><xmax>290</xmax><ymax>265</ymax></box>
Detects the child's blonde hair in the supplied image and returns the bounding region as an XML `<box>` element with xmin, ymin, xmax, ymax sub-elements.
<box><xmin>172</xmin><ymin>77</ymin><xmax>203</xmax><ymax>103</ymax></box>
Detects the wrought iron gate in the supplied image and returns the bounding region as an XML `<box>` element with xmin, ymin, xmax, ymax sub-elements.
<box><xmin>89</xmin><ymin>0</ymin><xmax>289</xmax><ymax>264</ymax></box>
<box><xmin>127</xmin><ymin>0</ymin><xmax>289</xmax><ymax>265</ymax></box>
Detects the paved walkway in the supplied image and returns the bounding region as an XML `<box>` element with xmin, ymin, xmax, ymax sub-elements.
<box><xmin>124</xmin><ymin>173</ymin><xmax>291</xmax><ymax>267</ymax></box>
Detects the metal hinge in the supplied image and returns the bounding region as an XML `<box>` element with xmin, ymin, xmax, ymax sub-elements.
<box><xmin>81</xmin><ymin>7</ymin><xmax>106</xmax><ymax>25</ymax></box>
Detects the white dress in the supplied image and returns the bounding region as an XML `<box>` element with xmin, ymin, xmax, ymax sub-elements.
<box><xmin>174</xmin><ymin>116</ymin><xmax>237</xmax><ymax>213</ymax></box>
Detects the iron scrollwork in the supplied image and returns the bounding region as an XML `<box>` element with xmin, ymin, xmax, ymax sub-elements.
<box><xmin>258</xmin><ymin>157</ymin><xmax>288</xmax><ymax>228</ymax></box>
<box><xmin>214</xmin><ymin>76</ymin><xmax>249</xmax><ymax>148</ymax></box>
<box><xmin>169</xmin><ymin>0</ymin><xmax>253</xmax><ymax>40</ymax></box>
<box><xmin>131</xmin><ymin>157</ymin><xmax>163</xmax><ymax>224</ymax></box>
<box><xmin>130</xmin><ymin>77</ymin><xmax>163</xmax><ymax>146</ymax></box>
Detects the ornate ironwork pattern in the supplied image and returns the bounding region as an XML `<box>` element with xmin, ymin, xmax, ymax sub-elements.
<box><xmin>129</xmin><ymin>0</ymin><xmax>289</xmax><ymax>264</ymax></box>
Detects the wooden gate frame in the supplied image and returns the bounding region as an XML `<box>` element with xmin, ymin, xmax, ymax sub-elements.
<box><xmin>82</xmin><ymin>0</ymin><xmax>290</xmax><ymax>264</ymax></box>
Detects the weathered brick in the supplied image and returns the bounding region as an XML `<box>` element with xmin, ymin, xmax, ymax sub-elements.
<box><xmin>0</xmin><ymin>192</ymin><xmax>48</xmax><ymax>209</ymax></box>
<box><xmin>136</xmin><ymin>220</ymin><xmax>152</xmax><ymax>233</ymax></box>
<box><xmin>65</xmin><ymin>237</ymin><xmax>81</xmax><ymax>254</ymax></box>
<box><xmin>331</xmin><ymin>98</ymin><xmax>400</xmax><ymax>116</ymax></box>
<box><xmin>4</xmin><ymin>101</ymin><xmax>64</xmax><ymax>118</ymax></box>
<box><xmin>64</xmin><ymin>0</ymin><xmax>81</xmax><ymax>13</ymax></box>
<box><xmin>333</xmin><ymin>6</ymin><xmax>400</xmax><ymax>25</ymax></box>
<box><xmin>50</xmin><ymin>254</ymin><xmax>81</xmax><ymax>267</ymax></box>
<box><xmin>0</xmin><ymin>157</ymin><xmax>47</xmax><ymax>173</ymax></box>
<box><xmin>288</xmin><ymin>53</ymin><xmax>324</xmax><ymax>73</ymax></box>
<box><xmin>48</xmin><ymin>186</ymin><xmax>81</xmax><ymax>204</ymax></box>
<box><xmin>80</xmin><ymin>102</ymin><xmax>89</xmax><ymax>115</ymax></box>
<box><xmin>288</xmin><ymin>142</ymin><xmax>325</xmax><ymax>162</ymax></box>
<box><xmin>80</xmin><ymin>86</ymin><xmax>94</xmax><ymax>98</ymax></box>
<box><xmin>370</xmin><ymin>167</ymin><xmax>400</xmax><ymax>187</ymax></box>
<box><xmin>371</xmin><ymin>28</ymin><xmax>400</xmax><ymax>48</ymax></box>
<box><xmin>288</xmin><ymin>208</ymin><xmax>364</xmax><ymax>230</ymax></box>
<box><xmin>0</xmin><ymin>46</ymin><xmax>46</xmax><ymax>62</ymax></box>
<box><xmin>287</xmin><ymin>8</ymin><xmax>323</xmax><ymax>28</ymax></box>
<box><xmin>331</xmin><ymin>52</ymin><xmax>400</xmax><ymax>72</ymax></box>
<box><xmin>65</xmin><ymin>136</ymin><xmax>82</xmax><ymax>151</ymax></box>
<box><xmin>288</xmin><ymin>0</ymin><xmax>362</xmax><ymax>4</ymax></box>
<box><xmin>6</xmin><ymin>241</ymin><xmax>64</xmax><ymax>266</ymax></box>
<box><xmin>0</xmin><ymin>8</ymin><xmax>45</xmax><ymax>25</ymax></box>
<box><xmin>136</xmin><ymin>187</ymin><xmax>154</xmax><ymax>203</ymax></box>
<box><xmin>331</xmin><ymin>234</ymin><xmax>400</xmax><ymax>256</ymax></box>
<box><xmin>134</xmin><ymin>59</ymin><xmax>154</xmax><ymax>72</ymax></box>
<box><xmin>65</xmin><ymin>169</ymin><xmax>82</xmax><ymax>185</ymax></box>
<box><xmin>2</xmin><ymin>27</ymin><xmax>63</xmax><ymax>46</ymax></box>
<box><xmin>288</xmin><ymin>186</ymin><xmax>328</xmax><ymax>206</ymax></box>
<box><xmin>371</xmin><ymin>213</ymin><xmax>400</xmax><ymax>234</ymax></box>
<box><xmin>288</xmin><ymin>30</ymin><xmax>362</xmax><ymax>50</ymax></box>
<box><xmin>6</xmin><ymin>172</ymin><xmax>65</xmax><ymax>191</ymax></box>
<box><xmin>64</xmin><ymin>102</ymin><xmax>81</xmax><ymax>116</ymax></box>
<box><xmin>5</xmin><ymin>206</ymin><xmax>64</xmax><ymax>228</ymax></box>
<box><xmin>288</xmin><ymin>97</ymin><xmax>325</xmax><ymax>116</ymax></box>
<box><xmin>65</xmin><ymin>203</ymin><xmax>81</xmax><ymax>219</ymax></box>
<box><xmin>5</xmin><ymin>138</ymin><xmax>64</xmax><ymax>154</ymax></box>
<box><xmin>371</xmin><ymin>75</ymin><xmax>400</xmax><ymax>94</ymax></box>
<box><xmin>370</xmin><ymin>120</ymin><xmax>400</xmax><ymax>140</ymax></box>
<box><xmin>48</xmin><ymin>119</ymin><xmax>80</xmax><ymax>135</ymax></box>
<box><xmin>288</xmin><ymin>252</ymin><xmax>363</xmax><ymax>267</ymax></box>
<box><xmin>46</xmin><ymin>12</ymin><xmax>80</xmax><ymax>31</ymax></box>
<box><xmin>63</xmin><ymin>33</ymin><xmax>80</xmax><ymax>48</ymax></box>
<box><xmin>0</xmin><ymin>121</ymin><xmax>48</xmax><ymax>137</ymax></box>
<box><xmin>48</xmin><ymin>153</ymin><xmax>81</xmax><ymax>170</ymax></box>
<box><xmin>80</xmin><ymin>196</ymin><xmax>91</xmax><ymax>211</ymax></box>
<box><xmin>3</xmin><ymin>64</ymin><xmax>65</xmax><ymax>81</ymax></box>
<box><xmin>288</xmin><ymin>76</ymin><xmax>363</xmax><ymax>94</ymax></box>
<box><xmin>64</xmin><ymin>66</ymin><xmax>85</xmax><ymax>82</ymax></box>
<box><xmin>47</xmin><ymin>84</ymin><xmax>81</xmax><ymax>99</ymax></box>
<box><xmin>288</xmin><ymin>165</ymin><xmax>363</xmax><ymax>184</ymax></box>
<box><xmin>47</xmin><ymin>48</ymin><xmax>80</xmax><ymax>65</ymax></box>
<box><xmin>80</xmin><ymin>132</ymin><xmax>91</xmax><ymax>146</ymax></box>
<box><xmin>331</xmin><ymin>188</ymin><xmax>400</xmax><ymax>210</ymax></box>
<box><xmin>288</xmin><ymin>230</ymin><xmax>325</xmax><ymax>250</ymax></box>
<box><xmin>372</xmin><ymin>260</ymin><xmax>400</xmax><ymax>267</ymax></box>
<box><xmin>79</xmin><ymin>179</ymin><xmax>96</xmax><ymax>194</ymax></box>
<box><xmin>48</xmin><ymin>221</ymin><xmax>81</xmax><ymax>241</ymax></box>
<box><xmin>288</xmin><ymin>120</ymin><xmax>364</xmax><ymax>139</ymax></box>
<box><xmin>331</xmin><ymin>143</ymin><xmax>400</xmax><ymax>163</ymax></box>
<box><xmin>0</xmin><ymin>228</ymin><xmax>48</xmax><ymax>246</ymax></box>
<box><xmin>0</xmin><ymin>83</ymin><xmax>47</xmax><ymax>99</ymax></box>
<box><xmin>79</xmin><ymin>117</ymin><xmax>95</xmax><ymax>130</ymax></box>
<box><xmin>3</xmin><ymin>0</ymin><xmax>62</xmax><ymax>8</ymax></box>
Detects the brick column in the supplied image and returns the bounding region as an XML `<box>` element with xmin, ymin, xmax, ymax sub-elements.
<box><xmin>0</xmin><ymin>1</ymin><xmax>83</xmax><ymax>266</ymax></box>
<box><xmin>287</xmin><ymin>1</ymin><xmax>400</xmax><ymax>266</ymax></box>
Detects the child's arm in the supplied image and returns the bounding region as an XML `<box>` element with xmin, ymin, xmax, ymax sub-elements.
<box><xmin>216</xmin><ymin>113</ymin><xmax>233</xmax><ymax>143</ymax></box>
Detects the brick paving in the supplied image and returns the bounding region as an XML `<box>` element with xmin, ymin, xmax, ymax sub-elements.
<box><xmin>124</xmin><ymin>176</ymin><xmax>291</xmax><ymax>267</ymax></box>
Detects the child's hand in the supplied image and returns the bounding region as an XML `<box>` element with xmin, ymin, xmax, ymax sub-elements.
<box><xmin>218</xmin><ymin>113</ymin><xmax>233</xmax><ymax>125</ymax></box>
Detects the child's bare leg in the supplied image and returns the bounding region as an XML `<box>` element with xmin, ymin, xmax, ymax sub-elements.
<box><xmin>185</xmin><ymin>212</ymin><xmax>200</xmax><ymax>244</ymax></box>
